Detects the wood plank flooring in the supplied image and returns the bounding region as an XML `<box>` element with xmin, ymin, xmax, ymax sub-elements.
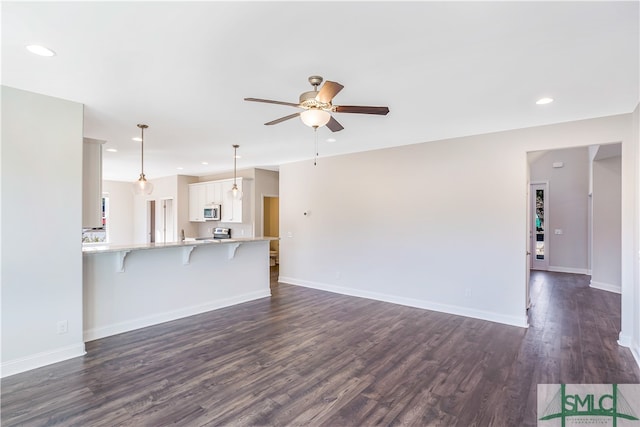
<box><xmin>2</xmin><ymin>269</ymin><xmax>639</xmax><ymax>426</ymax></box>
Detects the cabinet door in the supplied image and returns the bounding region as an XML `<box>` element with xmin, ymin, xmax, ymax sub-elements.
<box><xmin>188</xmin><ymin>184</ymin><xmax>205</xmax><ymax>222</ymax></box>
<box><xmin>220</xmin><ymin>178</ymin><xmax>245</xmax><ymax>223</ymax></box>
<box><xmin>82</xmin><ymin>138</ymin><xmax>104</xmax><ymax>228</ymax></box>
<box><xmin>220</xmin><ymin>180</ymin><xmax>235</xmax><ymax>222</ymax></box>
<box><xmin>205</xmin><ymin>182</ymin><xmax>223</xmax><ymax>205</ymax></box>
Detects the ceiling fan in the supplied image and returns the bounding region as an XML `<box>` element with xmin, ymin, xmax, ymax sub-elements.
<box><xmin>244</xmin><ymin>75</ymin><xmax>389</xmax><ymax>132</ymax></box>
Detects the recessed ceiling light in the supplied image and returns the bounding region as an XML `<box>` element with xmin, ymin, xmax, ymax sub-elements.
<box><xmin>326</xmin><ymin>138</ymin><xmax>337</xmax><ymax>143</ymax></box>
<box><xmin>201</xmin><ymin>161</ymin><xmax>209</xmax><ymax>165</ymax></box>
<box><xmin>132</xmin><ymin>137</ymin><xmax>142</xmax><ymax>142</ymax></box>
<box><xmin>105</xmin><ymin>148</ymin><xmax>118</xmax><ymax>153</ymax></box>
<box><xmin>176</xmin><ymin>167</ymin><xmax>184</xmax><ymax>170</ymax></box>
<box><xmin>536</xmin><ymin>97</ymin><xmax>554</xmax><ymax>105</ymax></box>
<box><xmin>26</xmin><ymin>44</ymin><xmax>56</xmax><ymax>57</ymax></box>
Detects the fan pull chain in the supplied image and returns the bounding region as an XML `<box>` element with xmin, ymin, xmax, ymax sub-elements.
<box><xmin>314</xmin><ymin>127</ymin><xmax>318</xmax><ymax>166</ymax></box>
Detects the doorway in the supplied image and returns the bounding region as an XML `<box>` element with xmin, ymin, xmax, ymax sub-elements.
<box><xmin>147</xmin><ymin>198</ymin><xmax>176</xmax><ymax>244</ymax></box>
<box><xmin>263</xmin><ymin>196</ymin><xmax>279</xmax><ymax>266</ymax></box>
<box><xmin>158</xmin><ymin>198</ymin><xmax>175</xmax><ymax>244</ymax></box>
<box><xmin>530</xmin><ymin>182</ymin><xmax>549</xmax><ymax>271</ymax></box>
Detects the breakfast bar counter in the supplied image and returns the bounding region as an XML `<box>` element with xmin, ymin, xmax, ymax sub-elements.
<box><xmin>82</xmin><ymin>238</ymin><xmax>274</xmax><ymax>341</ymax></box>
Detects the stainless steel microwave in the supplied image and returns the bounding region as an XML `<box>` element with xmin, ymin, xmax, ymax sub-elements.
<box><xmin>204</xmin><ymin>205</ymin><xmax>221</xmax><ymax>220</ymax></box>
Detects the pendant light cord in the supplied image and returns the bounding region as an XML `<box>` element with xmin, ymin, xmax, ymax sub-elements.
<box><xmin>137</xmin><ymin>123</ymin><xmax>148</xmax><ymax>179</ymax></box>
<box><xmin>140</xmin><ymin>125</ymin><xmax>145</xmax><ymax>177</ymax></box>
<box><xmin>233</xmin><ymin>144</ymin><xmax>239</xmax><ymax>186</ymax></box>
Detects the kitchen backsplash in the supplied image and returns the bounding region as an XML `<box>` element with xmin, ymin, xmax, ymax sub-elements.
<box><xmin>195</xmin><ymin>222</ymin><xmax>253</xmax><ymax>239</ymax></box>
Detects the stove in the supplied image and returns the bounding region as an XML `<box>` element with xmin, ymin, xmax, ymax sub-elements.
<box><xmin>213</xmin><ymin>227</ymin><xmax>231</xmax><ymax>239</ymax></box>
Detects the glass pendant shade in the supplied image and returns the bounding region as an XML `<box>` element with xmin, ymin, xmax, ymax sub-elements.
<box><xmin>300</xmin><ymin>109</ymin><xmax>331</xmax><ymax>128</ymax></box>
<box><xmin>230</xmin><ymin>183</ymin><xmax>242</xmax><ymax>200</ymax></box>
<box><xmin>134</xmin><ymin>174</ymin><xmax>154</xmax><ymax>195</ymax></box>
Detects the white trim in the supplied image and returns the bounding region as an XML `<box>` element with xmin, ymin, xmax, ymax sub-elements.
<box><xmin>589</xmin><ymin>280</ymin><xmax>621</xmax><ymax>294</ymax></box>
<box><xmin>1</xmin><ymin>343</ymin><xmax>86</xmax><ymax>378</ymax></box>
<box><xmin>547</xmin><ymin>266</ymin><xmax>591</xmax><ymax>275</ymax></box>
<box><xmin>632</xmin><ymin>343</ymin><xmax>640</xmax><ymax>371</ymax></box>
<box><xmin>530</xmin><ymin>181</ymin><xmax>550</xmax><ymax>271</ymax></box>
<box><xmin>618</xmin><ymin>332</ymin><xmax>632</xmax><ymax>347</ymax></box>
<box><xmin>279</xmin><ymin>277</ymin><xmax>529</xmax><ymax>329</ymax></box>
<box><xmin>617</xmin><ymin>334</ymin><xmax>640</xmax><ymax>370</ymax></box>
<box><xmin>83</xmin><ymin>289</ymin><xmax>270</xmax><ymax>341</ymax></box>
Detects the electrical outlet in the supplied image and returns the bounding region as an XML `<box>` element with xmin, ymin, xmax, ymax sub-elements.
<box><xmin>464</xmin><ymin>288</ymin><xmax>472</xmax><ymax>297</ymax></box>
<box><xmin>56</xmin><ymin>320</ymin><xmax>68</xmax><ymax>334</ymax></box>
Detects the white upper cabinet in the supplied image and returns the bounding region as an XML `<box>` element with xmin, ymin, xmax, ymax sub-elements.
<box><xmin>190</xmin><ymin>178</ymin><xmax>251</xmax><ymax>223</ymax></box>
<box><xmin>205</xmin><ymin>181</ymin><xmax>223</xmax><ymax>206</ymax></box>
<box><xmin>188</xmin><ymin>183</ymin><xmax>206</xmax><ymax>222</ymax></box>
<box><xmin>220</xmin><ymin>179</ymin><xmax>239</xmax><ymax>222</ymax></box>
<box><xmin>82</xmin><ymin>138</ymin><xmax>105</xmax><ymax>228</ymax></box>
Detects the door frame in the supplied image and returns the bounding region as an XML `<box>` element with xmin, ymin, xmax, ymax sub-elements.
<box><xmin>530</xmin><ymin>181</ymin><xmax>549</xmax><ymax>271</ymax></box>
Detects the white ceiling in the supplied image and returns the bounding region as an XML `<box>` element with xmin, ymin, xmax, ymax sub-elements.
<box><xmin>2</xmin><ymin>1</ymin><xmax>638</xmax><ymax>182</ymax></box>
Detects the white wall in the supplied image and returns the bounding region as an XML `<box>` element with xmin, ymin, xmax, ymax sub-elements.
<box><xmin>591</xmin><ymin>155</ymin><xmax>622</xmax><ymax>292</ymax></box>
<box><xmin>279</xmin><ymin>114</ymin><xmax>637</xmax><ymax>333</ymax></box>
<box><xmin>1</xmin><ymin>86</ymin><xmax>85</xmax><ymax>377</ymax></box>
<box><xmin>629</xmin><ymin>104</ymin><xmax>640</xmax><ymax>366</ymax></box>
<box><xmin>178</xmin><ymin>175</ymin><xmax>199</xmax><ymax>239</ymax></box>
<box><xmin>102</xmin><ymin>180</ymin><xmax>134</xmax><ymax>245</ymax></box>
<box><xmin>131</xmin><ymin>175</ymin><xmax>183</xmax><ymax>244</ymax></box>
<box><xmin>529</xmin><ymin>147</ymin><xmax>590</xmax><ymax>273</ymax></box>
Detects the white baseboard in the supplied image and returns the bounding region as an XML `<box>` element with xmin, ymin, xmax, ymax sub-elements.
<box><xmin>633</xmin><ymin>344</ymin><xmax>640</xmax><ymax>371</ymax></box>
<box><xmin>618</xmin><ymin>334</ymin><xmax>640</xmax><ymax>371</ymax></box>
<box><xmin>279</xmin><ymin>276</ymin><xmax>529</xmax><ymax>329</ymax></box>
<box><xmin>589</xmin><ymin>280</ymin><xmax>621</xmax><ymax>294</ymax></box>
<box><xmin>618</xmin><ymin>333</ymin><xmax>631</xmax><ymax>347</ymax></box>
<box><xmin>1</xmin><ymin>343</ymin><xmax>86</xmax><ymax>378</ymax></box>
<box><xmin>548</xmin><ymin>266</ymin><xmax>591</xmax><ymax>275</ymax></box>
<box><xmin>84</xmin><ymin>290</ymin><xmax>271</xmax><ymax>341</ymax></box>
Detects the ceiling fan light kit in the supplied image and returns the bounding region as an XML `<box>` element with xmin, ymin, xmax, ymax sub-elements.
<box><xmin>244</xmin><ymin>75</ymin><xmax>389</xmax><ymax>132</ymax></box>
<box><xmin>300</xmin><ymin>109</ymin><xmax>331</xmax><ymax>128</ymax></box>
<box><xmin>132</xmin><ymin>123</ymin><xmax>154</xmax><ymax>195</ymax></box>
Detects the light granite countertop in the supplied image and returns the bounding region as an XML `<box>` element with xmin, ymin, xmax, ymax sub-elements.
<box><xmin>82</xmin><ymin>237</ymin><xmax>277</xmax><ymax>254</ymax></box>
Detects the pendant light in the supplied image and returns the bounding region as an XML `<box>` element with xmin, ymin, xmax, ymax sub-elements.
<box><xmin>132</xmin><ymin>124</ymin><xmax>154</xmax><ymax>195</ymax></box>
<box><xmin>229</xmin><ymin>144</ymin><xmax>242</xmax><ymax>200</ymax></box>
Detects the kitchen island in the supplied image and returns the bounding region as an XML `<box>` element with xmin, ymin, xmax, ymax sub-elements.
<box><xmin>83</xmin><ymin>238</ymin><xmax>274</xmax><ymax>341</ymax></box>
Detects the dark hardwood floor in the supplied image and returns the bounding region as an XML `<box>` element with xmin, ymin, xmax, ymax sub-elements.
<box><xmin>2</xmin><ymin>268</ymin><xmax>639</xmax><ymax>426</ymax></box>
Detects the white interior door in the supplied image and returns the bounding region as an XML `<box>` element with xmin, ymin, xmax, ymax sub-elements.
<box><xmin>530</xmin><ymin>182</ymin><xmax>549</xmax><ymax>271</ymax></box>
<box><xmin>157</xmin><ymin>198</ymin><xmax>175</xmax><ymax>243</ymax></box>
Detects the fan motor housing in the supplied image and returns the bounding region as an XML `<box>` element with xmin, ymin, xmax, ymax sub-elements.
<box><xmin>299</xmin><ymin>91</ymin><xmax>331</xmax><ymax>110</ymax></box>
